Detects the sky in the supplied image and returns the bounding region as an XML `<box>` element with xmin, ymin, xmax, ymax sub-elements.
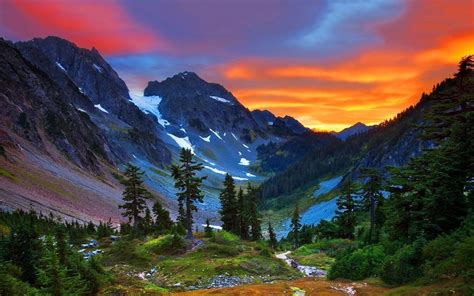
<box><xmin>1</xmin><ymin>0</ymin><xmax>473</xmax><ymax>131</ymax></box>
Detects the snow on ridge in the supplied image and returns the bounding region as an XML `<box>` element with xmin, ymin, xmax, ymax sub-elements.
<box><xmin>209</xmin><ymin>129</ymin><xmax>223</xmax><ymax>140</ymax></box>
<box><xmin>231</xmin><ymin>133</ymin><xmax>239</xmax><ymax>141</ymax></box>
<box><xmin>202</xmin><ymin>158</ymin><xmax>216</xmax><ymax>166</ymax></box>
<box><xmin>76</xmin><ymin>108</ymin><xmax>87</xmax><ymax>113</ymax></box>
<box><xmin>167</xmin><ymin>133</ymin><xmax>194</xmax><ymax>153</ymax></box>
<box><xmin>204</xmin><ymin>165</ymin><xmax>226</xmax><ymax>175</ymax></box>
<box><xmin>242</xmin><ymin>144</ymin><xmax>249</xmax><ymax>149</ymax></box>
<box><xmin>200</xmin><ymin>135</ymin><xmax>211</xmax><ymax>142</ymax></box>
<box><xmin>239</xmin><ymin>158</ymin><xmax>250</xmax><ymax>166</ymax></box>
<box><xmin>246</xmin><ymin>172</ymin><xmax>256</xmax><ymax>177</ymax></box>
<box><xmin>209</xmin><ymin>95</ymin><xmax>232</xmax><ymax>104</ymax></box>
<box><xmin>55</xmin><ymin>62</ymin><xmax>66</xmax><ymax>72</ymax></box>
<box><xmin>129</xmin><ymin>92</ymin><xmax>170</xmax><ymax>127</ymax></box>
<box><xmin>94</xmin><ymin>104</ymin><xmax>109</xmax><ymax>113</ymax></box>
<box><xmin>92</xmin><ymin>63</ymin><xmax>103</xmax><ymax>73</ymax></box>
<box><xmin>233</xmin><ymin>176</ymin><xmax>249</xmax><ymax>181</ymax></box>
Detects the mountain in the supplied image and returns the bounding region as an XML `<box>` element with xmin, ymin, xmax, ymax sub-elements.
<box><xmin>15</xmin><ymin>36</ymin><xmax>171</xmax><ymax>167</ymax></box>
<box><xmin>1</xmin><ymin>36</ymin><xmax>317</xmax><ymax>224</ymax></box>
<box><xmin>0</xmin><ymin>38</ymin><xmax>131</xmax><ymax>222</ymax></box>
<box><xmin>334</xmin><ymin>122</ymin><xmax>372</xmax><ymax>140</ymax></box>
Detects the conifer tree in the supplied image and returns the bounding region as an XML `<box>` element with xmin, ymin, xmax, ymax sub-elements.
<box><xmin>152</xmin><ymin>201</ymin><xmax>173</xmax><ymax>234</ymax></box>
<box><xmin>334</xmin><ymin>179</ymin><xmax>357</xmax><ymax>239</ymax></box>
<box><xmin>118</xmin><ymin>163</ymin><xmax>151</xmax><ymax>228</ymax></box>
<box><xmin>290</xmin><ymin>202</ymin><xmax>301</xmax><ymax>249</ymax></box>
<box><xmin>359</xmin><ymin>168</ymin><xmax>383</xmax><ymax>243</ymax></box>
<box><xmin>237</xmin><ymin>188</ymin><xmax>249</xmax><ymax>239</ymax></box>
<box><xmin>141</xmin><ymin>207</ymin><xmax>153</xmax><ymax>235</ymax></box>
<box><xmin>171</xmin><ymin>148</ymin><xmax>206</xmax><ymax>240</ymax></box>
<box><xmin>205</xmin><ymin>219</ymin><xmax>213</xmax><ymax>237</ymax></box>
<box><xmin>268</xmin><ymin>222</ymin><xmax>277</xmax><ymax>249</ymax></box>
<box><xmin>246</xmin><ymin>183</ymin><xmax>262</xmax><ymax>240</ymax></box>
<box><xmin>219</xmin><ymin>174</ymin><xmax>238</xmax><ymax>234</ymax></box>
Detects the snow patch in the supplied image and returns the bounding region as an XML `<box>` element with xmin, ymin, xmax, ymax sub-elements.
<box><xmin>238</xmin><ymin>151</ymin><xmax>242</xmax><ymax>156</ymax></box>
<box><xmin>94</xmin><ymin>104</ymin><xmax>109</xmax><ymax>113</ymax></box>
<box><xmin>55</xmin><ymin>62</ymin><xmax>66</xmax><ymax>72</ymax></box>
<box><xmin>167</xmin><ymin>133</ymin><xmax>194</xmax><ymax>153</ymax></box>
<box><xmin>246</xmin><ymin>172</ymin><xmax>256</xmax><ymax>177</ymax></box>
<box><xmin>201</xmin><ymin>224</ymin><xmax>222</xmax><ymax>230</ymax></box>
<box><xmin>129</xmin><ymin>92</ymin><xmax>170</xmax><ymax>127</ymax></box>
<box><xmin>204</xmin><ymin>166</ymin><xmax>226</xmax><ymax>175</ymax></box>
<box><xmin>209</xmin><ymin>129</ymin><xmax>223</xmax><ymax>140</ymax></box>
<box><xmin>199</xmin><ymin>135</ymin><xmax>211</xmax><ymax>142</ymax></box>
<box><xmin>242</xmin><ymin>144</ymin><xmax>249</xmax><ymax>149</ymax></box>
<box><xmin>233</xmin><ymin>176</ymin><xmax>249</xmax><ymax>181</ymax></box>
<box><xmin>239</xmin><ymin>158</ymin><xmax>250</xmax><ymax>166</ymax></box>
<box><xmin>78</xmin><ymin>87</ymin><xmax>85</xmax><ymax>94</ymax></box>
<box><xmin>76</xmin><ymin>108</ymin><xmax>87</xmax><ymax>113</ymax></box>
<box><xmin>92</xmin><ymin>63</ymin><xmax>103</xmax><ymax>73</ymax></box>
<box><xmin>209</xmin><ymin>95</ymin><xmax>232</xmax><ymax>104</ymax></box>
<box><xmin>231</xmin><ymin>133</ymin><xmax>239</xmax><ymax>141</ymax></box>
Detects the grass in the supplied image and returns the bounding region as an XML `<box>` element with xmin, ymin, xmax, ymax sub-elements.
<box><xmin>100</xmin><ymin>232</ymin><xmax>298</xmax><ymax>289</ymax></box>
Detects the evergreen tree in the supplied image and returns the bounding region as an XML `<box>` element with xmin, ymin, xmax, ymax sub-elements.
<box><xmin>205</xmin><ymin>219</ymin><xmax>213</xmax><ymax>237</ymax></box>
<box><xmin>268</xmin><ymin>222</ymin><xmax>277</xmax><ymax>249</ymax></box>
<box><xmin>171</xmin><ymin>148</ymin><xmax>207</xmax><ymax>240</ymax></box>
<box><xmin>334</xmin><ymin>179</ymin><xmax>357</xmax><ymax>239</ymax></box>
<box><xmin>219</xmin><ymin>174</ymin><xmax>238</xmax><ymax>234</ymax></box>
<box><xmin>237</xmin><ymin>188</ymin><xmax>249</xmax><ymax>239</ymax></box>
<box><xmin>359</xmin><ymin>168</ymin><xmax>383</xmax><ymax>243</ymax></box>
<box><xmin>152</xmin><ymin>201</ymin><xmax>173</xmax><ymax>234</ymax></box>
<box><xmin>118</xmin><ymin>163</ymin><xmax>151</xmax><ymax>228</ymax></box>
<box><xmin>290</xmin><ymin>202</ymin><xmax>302</xmax><ymax>249</ymax></box>
<box><xmin>141</xmin><ymin>207</ymin><xmax>153</xmax><ymax>235</ymax></box>
<box><xmin>8</xmin><ymin>224</ymin><xmax>40</xmax><ymax>284</ymax></box>
<box><xmin>246</xmin><ymin>183</ymin><xmax>262</xmax><ymax>240</ymax></box>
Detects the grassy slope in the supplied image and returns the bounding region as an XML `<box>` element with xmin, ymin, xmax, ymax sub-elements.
<box><xmin>99</xmin><ymin>232</ymin><xmax>299</xmax><ymax>294</ymax></box>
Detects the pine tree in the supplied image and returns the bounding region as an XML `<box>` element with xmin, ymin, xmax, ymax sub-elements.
<box><xmin>205</xmin><ymin>219</ymin><xmax>213</xmax><ymax>237</ymax></box>
<box><xmin>246</xmin><ymin>183</ymin><xmax>261</xmax><ymax>240</ymax></box>
<box><xmin>171</xmin><ymin>148</ymin><xmax>207</xmax><ymax>240</ymax></box>
<box><xmin>268</xmin><ymin>222</ymin><xmax>277</xmax><ymax>249</ymax></box>
<box><xmin>152</xmin><ymin>201</ymin><xmax>173</xmax><ymax>234</ymax></box>
<box><xmin>290</xmin><ymin>202</ymin><xmax>301</xmax><ymax>249</ymax></box>
<box><xmin>141</xmin><ymin>207</ymin><xmax>153</xmax><ymax>235</ymax></box>
<box><xmin>118</xmin><ymin>163</ymin><xmax>151</xmax><ymax>228</ymax></box>
<box><xmin>237</xmin><ymin>188</ymin><xmax>249</xmax><ymax>239</ymax></box>
<box><xmin>359</xmin><ymin>168</ymin><xmax>383</xmax><ymax>243</ymax></box>
<box><xmin>334</xmin><ymin>179</ymin><xmax>357</xmax><ymax>239</ymax></box>
<box><xmin>219</xmin><ymin>174</ymin><xmax>238</xmax><ymax>234</ymax></box>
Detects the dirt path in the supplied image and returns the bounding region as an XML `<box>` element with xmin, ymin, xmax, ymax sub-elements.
<box><xmin>173</xmin><ymin>278</ymin><xmax>391</xmax><ymax>295</ymax></box>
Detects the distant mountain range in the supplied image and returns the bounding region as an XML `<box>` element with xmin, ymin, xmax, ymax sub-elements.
<box><xmin>333</xmin><ymin>122</ymin><xmax>373</xmax><ymax>140</ymax></box>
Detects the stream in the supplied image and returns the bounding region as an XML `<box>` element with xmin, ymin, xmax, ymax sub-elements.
<box><xmin>275</xmin><ymin>251</ymin><xmax>327</xmax><ymax>277</ymax></box>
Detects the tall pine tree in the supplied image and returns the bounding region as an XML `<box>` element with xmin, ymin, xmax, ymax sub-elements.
<box><xmin>290</xmin><ymin>202</ymin><xmax>301</xmax><ymax>249</ymax></box>
<box><xmin>237</xmin><ymin>188</ymin><xmax>249</xmax><ymax>239</ymax></box>
<box><xmin>118</xmin><ymin>163</ymin><xmax>151</xmax><ymax>228</ymax></box>
<box><xmin>359</xmin><ymin>168</ymin><xmax>383</xmax><ymax>243</ymax></box>
<box><xmin>334</xmin><ymin>179</ymin><xmax>357</xmax><ymax>239</ymax></box>
<box><xmin>152</xmin><ymin>201</ymin><xmax>173</xmax><ymax>234</ymax></box>
<box><xmin>171</xmin><ymin>148</ymin><xmax>206</xmax><ymax>240</ymax></box>
<box><xmin>268</xmin><ymin>222</ymin><xmax>277</xmax><ymax>249</ymax></box>
<box><xmin>246</xmin><ymin>183</ymin><xmax>261</xmax><ymax>240</ymax></box>
<box><xmin>219</xmin><ymin>174</ymin><xmax>238</xmax><ymax>234</ymax></box>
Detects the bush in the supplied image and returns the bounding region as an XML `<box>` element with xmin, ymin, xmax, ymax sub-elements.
<box><xmin>210</xmin><ymin>231</ymin><xmax>239</xmax><ymax>245</ymax></box>
<box><xmin>381</xmin><ymin>239</ymin><xmax>425</xmax><ymax>285</ymax></box>
<box><xmin>142</xmin><ymin>234</ymin><xmax>187</xmax><ymax>255</ymax></box>
<box><xmin>328</xmin><ymin>245</ymin><xmax>385</xmax><ymax>280</ymax></box>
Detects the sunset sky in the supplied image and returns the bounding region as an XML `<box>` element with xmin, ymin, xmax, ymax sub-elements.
<box><xmin>1</xmin><ymin>0</ymin><xmax>473</xmax><ymax>131</ymax></box>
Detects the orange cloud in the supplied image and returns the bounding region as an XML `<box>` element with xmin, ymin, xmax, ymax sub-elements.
<box><xmin>2</xmin><ymin>0</ymin><xmax>170</xmax><ymax>54</ymax></box>
<box><xmin>212</xmin><ymin>2</ymin><xmax>474</xmax><ymax>131</ymax></box>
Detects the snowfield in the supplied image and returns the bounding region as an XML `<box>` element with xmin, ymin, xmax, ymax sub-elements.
<box><xmin>129</xmin><ymin>92</ymin><xmax>170</xmax><ymax>127</ymax></box>
<box><xmin>209</xmin><ymin>95</ymin><xmax>232</xmax><ymax>104</ymax></box>
<box><xmin>167</xmin><ymin>133</ymin><xmax>194</xmax><ymax>153</ymax></box>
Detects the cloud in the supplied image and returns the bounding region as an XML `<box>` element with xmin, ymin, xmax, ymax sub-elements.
<box><xmin>0</xmin><ymin>0</ymin><xmax>170</xmax><ymax>54</ymax></box>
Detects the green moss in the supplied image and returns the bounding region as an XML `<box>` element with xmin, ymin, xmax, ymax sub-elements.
<box><xmin>0</xmin><ymin>167</ymin><xmax>15</xmax><ymax>180</ymax></box>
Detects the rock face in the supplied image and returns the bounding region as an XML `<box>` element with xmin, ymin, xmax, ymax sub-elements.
<box><xmin>144</xmin><ymin>71</ymin><xmax>261</xmax><ymax>143</ymax></box>
<box><xmin>15</xmin><ymin>36</ymin><xmax>171</xmax><ymax>166</ymax></box>
<box><xmin>0</xmin><ymin>38</ymin><xmax>112</xmax><ymax>171</ymax></box>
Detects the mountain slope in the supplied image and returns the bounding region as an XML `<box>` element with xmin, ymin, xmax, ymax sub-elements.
<box><xmin>15</xmin><ymin>36</ymin><xmax>171</xmax><ymax>167</ymax></box>
<box><xmin>334</xmin><ymin>122</ymin><xmax>372</xmax><ymax>140</ymax></box>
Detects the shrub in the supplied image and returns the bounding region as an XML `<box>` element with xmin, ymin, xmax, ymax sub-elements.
<box><xmin>381</xmin><ymin>239</ymin><xmax>425</xmax><ymax>285</ymax></box>
<box><xmin>142</xmin><ymin>234</ymin><xmax>187</xmax><ymax>255</ymax></box>
<box><xmin>210</xmin><ymin>231</ymin><xmax>239</xmax><ymax>245</ymax></box>
<box><xmin>328</xmin><ymin>245</ymin><xmax>385</xmax><ymax>280</ymax></box>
